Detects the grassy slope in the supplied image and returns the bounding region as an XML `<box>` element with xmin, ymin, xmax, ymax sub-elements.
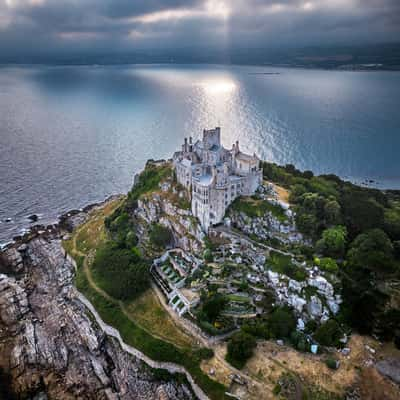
<box><xmin>63</xmin><ymin>198</ymin><xmax>229</xmax><ymax>400</ymax></box>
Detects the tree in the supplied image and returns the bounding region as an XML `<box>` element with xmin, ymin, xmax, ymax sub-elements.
<box><xmin>149</xmin><ymin>224</ymin><xmax>173</xmax><ymax>248</ymax></box>
<box><xmin>226</xmin><ymin>331</ymin><xmax>257</xmax><ymax>369</ymax></box>
<box><xmin>384</xmin><ymin>208</ymin><xmax>400</xmax><ymax>241</ymax></box>
<box><xmin>347</xmin><ymin>228</ymin><xmax>394</xmax><ymax>272</ymax></box>
<box><xmin>316</xmin><ymin>225</ymin><xmax>347</xmax><ymax>258</ymax></box>
<box><xmin>319</xmin><ymin>257</ymin><xmax>339</xmax><ymax>273</ymax></box>
<box><xmin>340</xmin><ymin>189</ymin><xmax>384</xmax><ymax>238</ymax></box>
<box><xmin>125</xmin><ymin>230</ymin><xmax>138</xmax><ymax>249</ymax></box>
<box><xmin>203</xmin><ymin>248</ymin><xmax>213</xmax><ymax>262</ymax></box>
<box><xmin>268</xmin><ymin>307</ymin><xmax>296</xmax><ymax>338</ymax></box>
<box><xmin>202</xmin><ymin>294</ymin><xmax>227</xmax><ymax>322</ymax></box>
<box><xmin>92</xmin><ymin>242</ymin><xmax>149</xmax><ymax>301</ymax></box>
<box><xmin>324</xmin><ymin>199</ymin><xmax>341</xmax><ymax>226</ymax></box>
<box><xmin>314</xmin><ymin>319</ymin><xmax>342</xmax><ymax>347</ymax></box>
<box><xmin>296</xmin><ymin>213</ymin><xmax>317</xmax><ymax>236</ymax></box>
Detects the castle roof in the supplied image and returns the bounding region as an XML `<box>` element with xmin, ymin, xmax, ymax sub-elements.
<box><xmin>235</xmin><ymin>151</ymin><xmax>258</xmax><ymax>162</ymax></box>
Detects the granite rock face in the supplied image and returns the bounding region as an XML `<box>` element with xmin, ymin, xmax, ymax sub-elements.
<box><xmin>0</xmin><ymin>234</ymin><xmax>193</xmax><ymax>400</ymax></box>
<box><xmin>376</xmin><ymin>358</ymin><xmax>400</xmax><ymax>385</ymax></box>
<box><xmin>136</xmin><ymin>195</ymin><xmax>204</xmax><ymax>254</ymax></box>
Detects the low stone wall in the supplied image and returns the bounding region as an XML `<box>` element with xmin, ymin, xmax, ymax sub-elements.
<box><xmin>75</xmin><ymin>291</ymin><xmax>210</xmax><ymax>400</ymax></box>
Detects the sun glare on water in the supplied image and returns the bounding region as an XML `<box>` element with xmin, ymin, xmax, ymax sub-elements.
<box><xmin>198</xmin><ymin>79</ymin><xmax>236</xmax><ymax>94</ymax></box>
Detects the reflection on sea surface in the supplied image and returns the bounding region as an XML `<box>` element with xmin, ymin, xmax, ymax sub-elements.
<box><xmin>1</xmin><ymin>64</ymin><xmax>400</xmax><ymax>242</ymax></box>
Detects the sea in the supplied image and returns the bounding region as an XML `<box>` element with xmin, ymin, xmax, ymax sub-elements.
<box><xmin>1</xmin><ymin>64</ymin><xmax>400</xmax><ymax>244</ymax></box>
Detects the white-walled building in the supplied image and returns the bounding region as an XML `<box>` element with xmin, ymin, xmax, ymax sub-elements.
<box><xmin>173</xmin><ymin>127</ymin><xmax>262</xmax><ymax>230</ymax></box>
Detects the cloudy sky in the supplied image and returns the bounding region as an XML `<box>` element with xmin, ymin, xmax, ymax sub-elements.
<box><xmin>0</xmin><ymin>0</ymin><xmax>399</xmax><ymax>60</ymax></box>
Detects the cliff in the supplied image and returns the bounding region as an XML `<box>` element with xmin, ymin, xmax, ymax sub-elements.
<box><xmin>135</xmin><ymin>192</ymin><xmax>204</xmax><ymax>255</ymax></box>
<box><xmin>0</xmin><ymin>223</ymin><xmax>193</xmax><ymax>399</ymax></box>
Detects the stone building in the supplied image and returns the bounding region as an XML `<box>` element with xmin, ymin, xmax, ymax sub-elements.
<box><xmin>173</xmin><ymin>127</ymin><xmax>262</xmax><ymax>230</ymax></box>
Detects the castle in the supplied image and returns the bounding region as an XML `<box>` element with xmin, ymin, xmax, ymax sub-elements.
<box><xmin>173</xmin><ymin>127</ymin><xmax>262</xmax><ymax>231</ymax></box>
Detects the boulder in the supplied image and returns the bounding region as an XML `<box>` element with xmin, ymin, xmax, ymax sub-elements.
<box><xmin>28</xmin><ymin>214</ymin><xmax>39</xmax><ymax>222</ymax></box>
<box><xmin>307</xmin><ymin>295</ymin><xmax>323</xmax><ymax>319</ymax></box>
<box><xmin>376</xmin><ymin>358</ymin><xmax>400</xmax><ymax>384</ymax></box>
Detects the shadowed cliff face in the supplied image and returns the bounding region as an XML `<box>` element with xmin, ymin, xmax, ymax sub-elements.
<box><xmin>0</xmin><ymin>230</ymin><xmax>193</xmax><ymax>400</ymax></box>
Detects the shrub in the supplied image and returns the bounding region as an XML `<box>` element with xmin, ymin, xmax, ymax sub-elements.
<box><xmin>325</xmin><ymin>358</ymin><xmax>338</xmax><ymax>370</ymax></box>
<box><xmin>202</xmin><ymin>294</ymin><xmax>227</xmax><ymax>323</ymax></box>
<box><xmin>91</xmin><ymin>241</ymin><xmax>149</xmax><ymax>301</ymax></box>
<box><xmin>149</xmin><ymin>224</ymin><xmax>173</xmax><ymax>248</ymax></box>
<box><xmin>268</xmin><ymin>307</ymin><xmax>296</xmax><ymax>339</ymax></box>
<box><xmin>194</xmin><ymin>347</ymin><xmax>214</xmax><ymax>361</ymax></box>
<box><xmin>316</xmin><ymin>226</ymin><xmax>347</xmax><ymax>258</ymax></box>
<box><xmin>126</xmin><ymin>163</ymin><xmax>172</xmax><ymax>209</ymax></box>
<box><xmin>319</xmin><ymin>257</ymin><xmax>339</xmax><ymax>273</ymax></box>
<box><xmin>242</xmin><ymin>320</ymin><xmax>270</xmax><ymax>340</ymax></box>
<box><xmin>290</xmin><ymin>331</ymin><xmax>309</xmax><ymax>352</ymax></box>
<box><xmin>125</xmin><ymin>230</ymin><xmax>138</xmax><ymax>249</ymax></box>
<box><xmin>314</xmin><ymin>319</ymin><xmax>342</xmax><ymax>347</ymax></box>
<box><xmin>226</xmin><ymin>331</ymin><xmax>257</xmax><ymax>369</ymax></box>
<box><xmin>203</xmin><ymin>249</ymin><xmax>213</xmax><ymax>262</ymax></box>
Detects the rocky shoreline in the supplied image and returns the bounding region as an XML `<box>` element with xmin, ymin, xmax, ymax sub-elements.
<box><xmin>0</xmin><ymin>197</ymin><xmax>197</xmax><ymax>400</ymax></box>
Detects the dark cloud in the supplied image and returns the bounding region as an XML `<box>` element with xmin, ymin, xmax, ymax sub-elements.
<box><xmin>0</xmin><ymin>0</ymin><xmax>399</xmax><ymax>61</ymax></box>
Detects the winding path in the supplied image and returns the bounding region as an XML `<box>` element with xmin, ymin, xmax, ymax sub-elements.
<box><xmin>75</xmin><ymin>290</ymin><xmax>210</xmax><ymax>400</ymax></box>
<box><xmin>68</xmin><ymin>213</ymin><xmax>262</xmax><ymax>400</ymax></box>
<box><xmin>70</xmin><ymin>225</ymin><xmax>212</xmax><ymax>399</ymax></box>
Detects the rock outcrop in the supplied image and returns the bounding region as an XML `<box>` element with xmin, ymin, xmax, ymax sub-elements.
<box><xmin>376</xmin><ymin>358</ymin><xmax>400</xmax><ymax>385</ymax></box>
<box><xmin>135</xmin><ymin>194</ymin><xmax>204</xmax><ymax>254</ymax></box>
<box><xmin>0</xmin><ymin>231</ymin><xmax>193</xmax><ymax>399</ymax></box>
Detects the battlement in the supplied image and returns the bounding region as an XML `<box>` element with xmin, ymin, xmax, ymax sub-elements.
<box><xmin>173</xmin><ymin>127</ymin><xmax>262</xmax><ymax>231</ymax></box>
<box><xmin>202</xmin><ymin>127</ymin><xmax>221</xmax><ymax>150</ymax></box>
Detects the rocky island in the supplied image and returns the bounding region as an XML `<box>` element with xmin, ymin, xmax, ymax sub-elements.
<box><xmin>1</xmin><ymin>128</ymin><xmax>400</xmax><ymax>400</ymax></box>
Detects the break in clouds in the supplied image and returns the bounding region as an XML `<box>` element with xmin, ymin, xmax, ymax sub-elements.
<box><xmin>0</xmin><ymin>0</ymin><xmax>399</xmax><ymax>59</ymax></box>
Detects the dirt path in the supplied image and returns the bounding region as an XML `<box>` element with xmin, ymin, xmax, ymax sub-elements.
<box><xmin>71</xmin><ymin>223</ymin><xmax>193</xmax><ymax>349</ymax></box>
<box><xmin>69</xmin><ymin>210</ymin><xmax>286</xmax><ymax>400</ymax></box>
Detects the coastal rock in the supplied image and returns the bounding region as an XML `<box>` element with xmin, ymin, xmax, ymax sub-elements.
<box><xmin>28</xmin><ymin>214</ymin><xmax>39</xmax><ymax>222</ymax></box>
<box><xmin>136</xmin><ymin>196</ymin><xmax>203</xmax><ymax>254</ymax></box>
<box><xmin>376</xmin><ymin>358</ymin><xmax>400</xmax><ymax>384</ymax></box>
<box><xmin>0</xmin><ymin>234</ymin><xmax>193</xmax><ymax>399</ymax></box>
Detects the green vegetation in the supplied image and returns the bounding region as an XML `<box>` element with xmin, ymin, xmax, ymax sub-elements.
<box><xmin>149</xmin><ymin>223</ymin><xmax>173</xmax><ymax>248</ymax></box>
<box><xmin>230</xmin><ymin>196</ymin><xmax>287</xmax><ymax>222</ymax></box>
<box><xmin>314</xmin><ymin>319</ymin><xmax>343</xmax><ymax>347</ymax></box>
<box><xmin>268</xmin><ymin>251</ymin><xmax>307</xmax><ymax>281</ymax></box>
<box><xmin>268</xmin><ymin>306</ymin><xmax>297</xmax><ymax>339</ymax></box>
<box><xmin>241</xmin><ymin>320</ymin><xmax>270</xmax><ymax>340</ymax></box>
<box><xmin>201</xmin><ymin>293</ymin><xmax>227</xmax><ymax>323</ymax></box>
<box><xmin>325</xmin><ymin>358</ymin><xmax>338</xmax><ymax>370</ymax></box>
<box><xmin>75</xmin><ymin>266</ymin><xmax>228</xmax><ymax>399</ymax></box>
<box><xmin>316</xmin><ymin>226</ymin><xmax>347</xmax><ymax>258</ymax></box>
<box><xmin>91</xmin><ymin>242</ymin><xmax>149</xmax><ymax>301</ymax></box>
<box><xmin>290</xmin><ymin>330</ymin><xmax>309</xmax><ymax>352</ymax></box>
<box><xmin>262</xmin><ymin>160</ymin><xmax>400</xmax><ymax>346</ymax></box>
<box><xmin>126</xmin><ymin>162</ymin><xmax>173</xmax><ymax>209</ymax></box>
<box><xmin>226</xmin><ymin>331</ymin><xmax>257</xmax><ymax>369</ymax></box>
<box><xmin>318</xmin><ymin>257</ymin><xmax>339</xmax><ymax>273</ymax></box>
<box><xmin>105</xmin><ymin>209</ymin><xmax>137</xmax><ymax>248</ymax></box>
<box><xmin>66</xmin><ymin>166</ymin><xmax>230</xmax><ymax>399</ymax></box>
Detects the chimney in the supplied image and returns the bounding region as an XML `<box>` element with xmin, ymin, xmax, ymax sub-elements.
<box><xmin>235</xmin><ymin>140</ymin><xmax>239</xmax><ymax>154</ymax></box>
<box><xmin>189</xmin><ymin>136</ymin><xmax>192</xmax><ymax>144</ymax></box>
<box><xmin>184</xmin><ymin>137</ymin><xmax>188</xmax><ymax>152</ymax></box>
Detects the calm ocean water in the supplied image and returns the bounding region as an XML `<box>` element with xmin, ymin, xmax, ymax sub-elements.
<box><xmin>1</xmin><ymin>64</ymin><xmax>400</xmax><ymax>243</ymax></box>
